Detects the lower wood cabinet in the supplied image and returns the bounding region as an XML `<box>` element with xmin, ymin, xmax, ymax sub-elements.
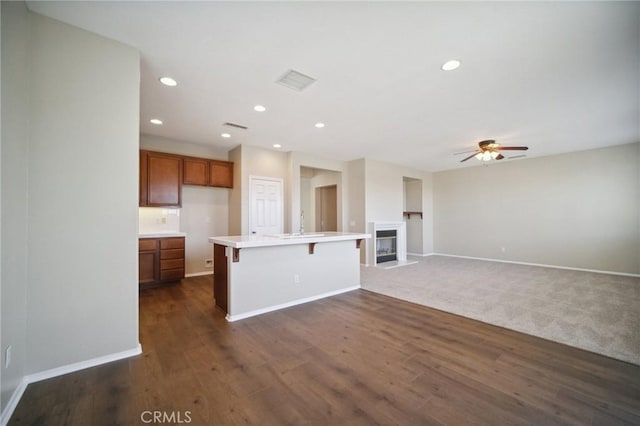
<box><xmin>139</xmin><ymin>236</ymin><xmax>185</xmax><ymax>288</ymax></box>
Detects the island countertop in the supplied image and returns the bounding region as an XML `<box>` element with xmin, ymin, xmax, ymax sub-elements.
<box><xmin>208</xmin><ymin>231</ymin><xmax>370</xmax><ymax>249</ymax></box>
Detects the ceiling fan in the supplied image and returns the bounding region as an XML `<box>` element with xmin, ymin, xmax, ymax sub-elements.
<box><xmin>459</xmin><ymin>140</ymin><xmax>528</xmax><ymax>162</ymax></box>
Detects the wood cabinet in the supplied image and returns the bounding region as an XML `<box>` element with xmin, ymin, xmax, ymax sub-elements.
<box><xmin>140</xmin><ymin>150</ymin><xmax>182</xmax><ymax>207</ymax></box>
<box><xmin>140</xmin><ymin>151</ymin><xmax>233</xmax><ymax>206</ymax></box>
<box><xmin>138</xmin><ymin>238</ymin><xmax>159</xmax><ymax>284</ymax></box>
<box><xmin>183</xmin><ymin>157</ymin><xmax>209</xmax><ymax>186</ymax></box>
<box><xmin>139</xmin><ymin>236</ymin><xmax>185</xmax><ymax>287</ymax></box>
<box><xmin>209</xmin><ymin>160</ymin><xmax>233</xmax><ymax>188</ymax></box>
<box><xmin>182</xmin><ymin>155</ymin><xmax>233</xmax><ymax>188</ymax></box>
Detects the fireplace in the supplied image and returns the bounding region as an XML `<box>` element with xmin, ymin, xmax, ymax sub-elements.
<box><xmin>376</xmin><ymin>230</ymin><xmax>397</xmax><ymax>263</ymax></box>
<box><xmin>368</xmin><ymin>222</ymin><xmax>408</xmax><ymax>267</ymax></box>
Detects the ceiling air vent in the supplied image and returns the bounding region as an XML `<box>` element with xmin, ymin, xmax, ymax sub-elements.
<box><xmin>276</xmin><ymin>69</ymin><xmax>316</xmax><ymax>91</ymax></box>
<box><xmin>223</xmin><ymin>122</ymin><xmax>248</xmax><ymax>130</ymax></box>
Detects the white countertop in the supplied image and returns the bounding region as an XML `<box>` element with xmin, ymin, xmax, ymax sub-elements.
<box><xmin>209</xmin><ymin>232</ymin><xmax>370</xmax><ymax>248</ymax></box>
<box><xmin>139</xmin><ymin>232</ymin><xmax>187</xmax><ymax>239</ymax></box>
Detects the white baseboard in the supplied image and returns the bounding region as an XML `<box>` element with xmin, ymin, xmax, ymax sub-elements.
<box><xmin>26</xmin><ymin>344</ymin><xmax>142</xmax><ymax>384</ymax></box>
<box><xmin>435</xmin><ymin>253</ymin><xmax>640</xmax><ymax>278</ymax></box>
<box><xmin>0</xmin><ymin>344</ymin><xmax>142</xmax><ymax>426</ymax></box>
<box><xmin>185</xmin><ymin>271</ymin><xmax>213</xmax><ymax>278</ymax></box>
<box><xmin>1</xmin><ymin>377</ymin><xmax>28</xmax><ymax>426</ymax></box>
<box><xmin>407</xmin><ymin>252</ymin><xmax>435</xmax><ymax>257</ymax></box>
<box><xmin>226</xmin><ymin>285</ymin><xmax>361</xmax><ymax>322</ymax></box>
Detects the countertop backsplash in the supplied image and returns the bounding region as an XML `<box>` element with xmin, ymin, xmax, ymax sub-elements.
<box><xmin>139</xmin><ymin>207</ymin><xmax>181</xmax><ymax>235</ymax></box>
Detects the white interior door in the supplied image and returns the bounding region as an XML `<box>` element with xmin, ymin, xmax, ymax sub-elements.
<box><xmin>250</xmin><ymin>176</ymin><xmax>283</xmax><ymax>235</ymax></box>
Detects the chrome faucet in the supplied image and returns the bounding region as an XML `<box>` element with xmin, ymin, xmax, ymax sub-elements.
<box><xmin>300</xmin><ymin>210</ymin><xmax>304</xmax><ymax>234</ymax></box>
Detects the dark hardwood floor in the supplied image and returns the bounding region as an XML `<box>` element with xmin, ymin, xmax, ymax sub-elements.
<box><xmin>10</xmin><ymin>276</ymin><xmax>640</xmax><ymax>425</ymax></box>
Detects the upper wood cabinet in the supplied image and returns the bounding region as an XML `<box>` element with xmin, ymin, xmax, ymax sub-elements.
<box><xmin>140</xmin><ymin>151</ymin><xmax>233</xmax><ymax>207</ymax></box>
<box><xmin>140</xmin><ymin>150</ymin><xmax>182</xmax><ymax>207</ymax></box>
<box><xmin>183</xmin><ymin>157</ymin><xmax>209</xmax><ymax>186</ymax></box>
<box><xmin>182</xmin><ymin>155</ymin><xmax>233</xmax><ymax>188</ymax></box>
<box><xmin>209</xmin><ymin>160</ymin><xmax>233</xmax><ymax>188</ymax></box>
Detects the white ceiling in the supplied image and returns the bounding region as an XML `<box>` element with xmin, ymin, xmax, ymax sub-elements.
<box><xmin>27</xmin><ymin>1</ymin><xmax>640</xmax><ymax>172</ymax></box>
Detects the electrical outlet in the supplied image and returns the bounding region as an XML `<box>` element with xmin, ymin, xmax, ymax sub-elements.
<box><xmin>205</xmin><ymin>259</ymin><xmax>213</xmax><ymax>267</ymax></box>
<box><xmin>294</xmin><ymin>274</ymin><xmax>300</xmax><ymax>284</ymax></box>
<box><xmin>5</xmin><ymin>346</ymin><xmax>12</xmax><ymax>369</ymax></box>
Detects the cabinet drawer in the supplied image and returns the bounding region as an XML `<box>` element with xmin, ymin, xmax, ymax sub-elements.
<box><xmin>160</xmin><ymin>268</ymin><xmax>185</xmax><ymax>281</ymax></box>
<box><xmin>139</xmin><ymin>238</ymin><xmax>158</xmax><ymax>251</ymax></box>
<box><xmin>161</xmin><ymin>258</ymin><xmax>184</xmax><ymax>270</ymax></box>
<box><xmin>160</xmin><ymin>248</ymin><xmax>184</xmax><ymax>259</ymax></box>
<box><xmin>160</xmin><ymin>238</ymin><xmax>185</xmax><ymax>249</ymax></box>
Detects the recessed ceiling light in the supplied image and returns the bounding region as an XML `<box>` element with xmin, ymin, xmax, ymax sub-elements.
<box><xmin>221</xmin><ymin>133</ymin><xmax>231</xmax><ymax>138</ymax></box>
<box><xmin>273</xmin><ymin>144</ymin><xmax>282</xmax><ymax>148</ymax></box>
<box><xmin>254</xmin><ymin>105</ymin><xmax>266</xmax><ymax>112</ymax></box>
<box><xmin>150</xmin><ymin>118</ymin><xmax>163</xmax><ymax>125</ymax></box>
<box><xmin>441</xmin><ymin>60</ymin><xmax>461</xmax><ymax>71</ymax></box>
<box><xmin>314</xmin><ymin>122</ymin><xmax>325</xmax><ymax>128</ymax></box>
<box><xmin>159</xmin><ymin>76</ymin><xmax>177</xmax><ymax>87</ymax></box>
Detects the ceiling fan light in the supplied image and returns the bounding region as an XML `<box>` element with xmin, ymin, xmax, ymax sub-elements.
<box><xmin>483</xmin><ymin>151</ymin><xmax>492</xmax><ymax>161</ymax></box>
<box><xmin>490</xmin><ymin>151</ymin><xmax>499</xmax><ymax>159</ymax></box>
<box><xmin>475</xmin><ymin>152</ymin><xmax>484</xmax><ymax>160</ymax></box>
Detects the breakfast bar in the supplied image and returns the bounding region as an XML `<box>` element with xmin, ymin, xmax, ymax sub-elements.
<box><xmin>208</xmin><ymin>232</ymin><xmax>369</xmax><ymax>321</ymax></box>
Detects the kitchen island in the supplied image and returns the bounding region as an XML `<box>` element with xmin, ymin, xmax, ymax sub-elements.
<box><xmin>208</xmin><ymin>232</ymin><xmax>369</xmax><ymax>321</ymax></box>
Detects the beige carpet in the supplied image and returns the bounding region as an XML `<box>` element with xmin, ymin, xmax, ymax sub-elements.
<box><xmin>361</xmin><ymin>255</ymin><xmax>640</xmax><ymax>365</ymax></box>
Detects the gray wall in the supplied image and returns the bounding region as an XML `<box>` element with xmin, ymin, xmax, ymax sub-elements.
<box><xmin>228</xmin><ymin>145</ymin><xmax>242</xmax><ymax>235</ymax></box>
<box><xmin>1</xmin><ymin>1</ymin><xmax>30</xmax><ymax>412</ymax></box>
<box><xmin>347</xmin><ymin>159</ymin><xmax>366</xmax><ymax>262</ymax></box>
<box><xmin>434</xmin><ymin>143</ymin><xmax>640</xmax><ymax>274</ymax></box>
<box><xmin>1</xmin><ymin>5</ymin><xmax>141</xmax><ymax>412</ymax></box>
<box><xmin>26</xmin><ymin>12</ymin><xmax>141</xmax><ymax>373</ymax></box>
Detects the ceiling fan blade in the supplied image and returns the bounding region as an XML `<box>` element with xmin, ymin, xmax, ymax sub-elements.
<box><xmin>460</xmin><ymin>152</ymin><xmax>480</xmax><ymax>162</ymax></box>
<box><xmin>497</xmin><ymin>146</ymin><xmax>528</xmax><ymax>151</ymax></box>
<box><xmin>454</xmin><ymin>149</ymin><xmax>477</xmax><ymax>155</ymax></box>
<box><xmin>495</xmin><ymin>154</ymin><xmax>505</xmax><ymax>160</ymax></box>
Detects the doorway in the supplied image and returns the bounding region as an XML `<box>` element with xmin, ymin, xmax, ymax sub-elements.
<box><xmin>315</xmin><ymin>185</ymin><xmax>337</xmax><ymax>232</ymax></box>
<box><xmin>300</xmin><ymin>167</ymin><xmax>341</xmax><ymax>233</ymax></box>
<box><xmin>249</xmin><ymin>176</ymin><xmax>283</xmax><ymax>235</ymax></box>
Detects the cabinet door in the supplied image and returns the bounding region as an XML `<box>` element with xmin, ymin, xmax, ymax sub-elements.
<box><xmin>209</xmin><ymin>160</ymin><xmax>233</xmax><ymax>188</ymax></box>
<box><xmin>139</xmin><ymin>251</ymin><xmax>158</xmax><ymax>284</ymax></box>
<box><xmin>139</xmin><ymin>151</ymin><xmax>149</xmax><ymax>206</ymax></box>
<box><xmin>183</xmin><ymin>157</ymin><xmax>209</xmax><ymax>186</ymax></box>
<box><xmin>146</xmin><ymin>152</ymin><xmax>182</xmax><ymax>207</ymax></box>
